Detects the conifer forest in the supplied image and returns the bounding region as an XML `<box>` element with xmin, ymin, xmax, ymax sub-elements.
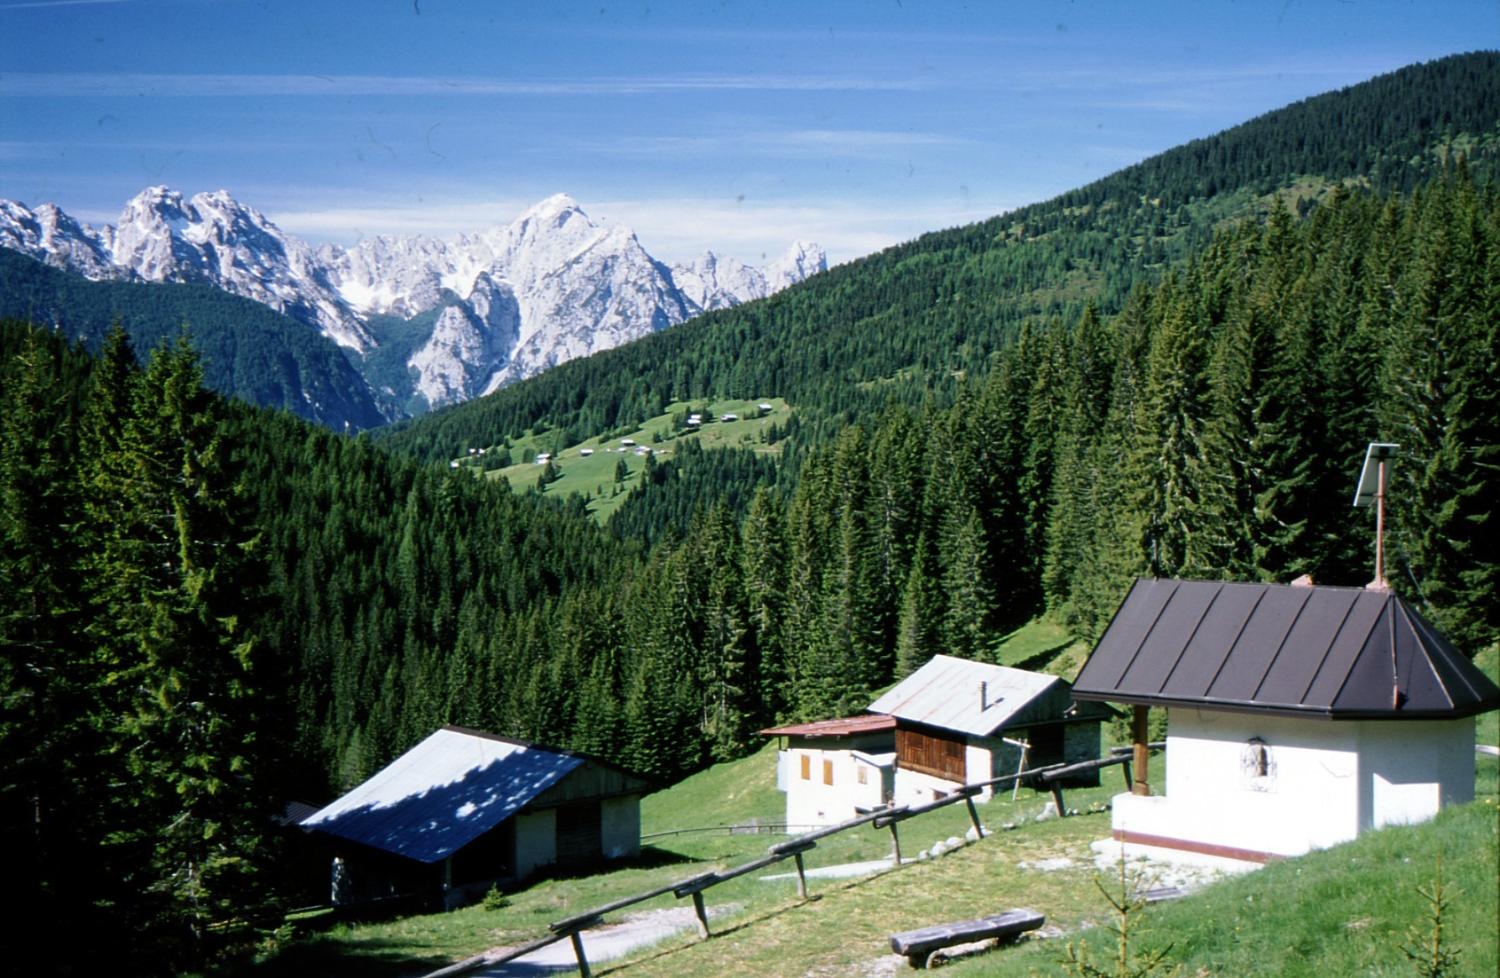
<box><xmin>1</xmin><ymin>52</ymin><xmax>1497</xmax><ymax>972</ymax></box>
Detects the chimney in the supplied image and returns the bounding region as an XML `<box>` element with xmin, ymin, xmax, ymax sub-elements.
<box><xmin>979</xmin><ymin>681</ymin><xmax>988</xmax><ymax>712</ymax></box>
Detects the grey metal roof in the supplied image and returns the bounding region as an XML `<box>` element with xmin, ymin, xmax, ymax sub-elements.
<box><xmin>868</xmin><ymin>655</ymin><xmax>1069</xmax><ymax>736</ymax></box>
<box><xmin>302</xmin><ymin>727</ymin><xmax>583</xmax><ymax>863</ymax></box>
<box><xmin>1072</xmin><ymin>579</ymin><xmax>1500</xmax><ymax>720</ymax></box>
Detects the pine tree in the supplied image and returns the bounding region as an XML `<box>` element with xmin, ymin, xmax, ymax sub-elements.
<box><xmin>1381</xmin><ymin>176</ymin><xmax>1498</xmax><ymax>647</ymax></box>
<box><xmin>894</xmin><ymin>530</ymin><xmax>943</xmax><ymax>677</ymax></box>
<box><xmin>86</xmin><ymin>336</ymin><xmax>281</xmax><ymax>961</ymax></box>
<box><xmin>742</xmin><ymin>487</ymin><xmax>789</xmax><ymax>720</ymax></box>
<box><xmin>0</xmin><ymin>331</ymin><xmax>90</xmax><ymax>954</ymax></box>
<box><xmin>1043</xmin><ymin>304</ymin><xmax>1117</xmax><ymax>618</ymax></box>
<box><xmin>1131</xmin><ymin>275</ymin><xmax>1214</xmax><ymax>578</ymax></box>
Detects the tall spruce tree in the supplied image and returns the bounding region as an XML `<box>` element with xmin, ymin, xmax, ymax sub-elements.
<box><xmin>86</xmin><ymin>336</ymin><xmax>280</xmax><ymax>962</ymax></box>
<box><xmin>1381</xmin><ymin>175</ymin><xmax>1499</xmax><ymax>648</ymax></box>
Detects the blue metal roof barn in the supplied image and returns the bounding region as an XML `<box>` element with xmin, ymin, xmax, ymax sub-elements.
<box><xmin>303</xmin><ymin>727</ymin><xmax>587</xmax><ymax>863</ymax></box>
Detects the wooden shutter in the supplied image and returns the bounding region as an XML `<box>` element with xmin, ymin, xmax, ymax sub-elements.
<box><xmin>897</xmin><ymin>727</ymin><xmax>967</xmax><ymax>782</ymax></box>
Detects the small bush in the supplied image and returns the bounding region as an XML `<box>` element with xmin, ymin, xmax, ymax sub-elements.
<box><xmin>482</xmin><ymin>885</ymin><xmax>511</xmax><ymax>911</ymax></box>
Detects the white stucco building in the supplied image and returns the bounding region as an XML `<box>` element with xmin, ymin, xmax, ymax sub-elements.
<box><xmin>761</xmin><ymin>714</ymin><xmax>896</xmax><ymax>828</ymax></box>
<box><xmin>1073</xmin><ymin>579</ymin><xmax>1500</xmax><ymax>866</ymax></box>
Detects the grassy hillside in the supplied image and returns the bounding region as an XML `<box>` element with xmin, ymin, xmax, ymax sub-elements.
<box><xmin>245</xmin><ymin>745</ymin><xmax>1498</xmax><ymax>978</ymax></box>
<box><xmin>249</xmin><ymin>653</ymin><xmax>1499</xmax><ymax>978</ymax></box>
<box><xmin>463</xmin><ymin>398</ymin><xmax>792</xmax><ymax>522</ymax></box>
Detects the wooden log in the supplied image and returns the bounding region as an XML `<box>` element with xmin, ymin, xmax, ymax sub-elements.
<box><xmin>1036</xmin><ymin>753</ymin><xmax>1131</xmax><ymax>781</ymax></box>
<box><xmin>548</xmin><ymin>912</ymin><xmax>604</xmax><ymax>935</ymax></box>
<box><xmin>767</xmin><ymin>808</ymin><xmax>890</xmax><ymax>854</ymax></box>
<box><xmin>1110</xmin><ymin>741</ymin><xmax>1165</xmax><ymax>755</ymax></box>
<box><xmin>671</xmin><ymin>871</ymin><xmax>720</xmax><ymax>899</ymax></box>
<box><xmin>1131</xmin><ymin>706</ymin><xmax>1151</xmax><ymax>796</ymax></box>
<box><xmin>888</xmin><ymin>908</ymin><xmax>1045</xmax><ymax>967</ymax></box>
<box><xmin>549</xmin><ymin>875</ymin><xmax>684</xmax><ymax>931</ymax></box>
<box><xmin>420</xmin><ymin>929</ymin><xmax>573</xmax><ymax>978</ymax></box>
<box><xmin>768</xmin><ymin>837</ymin><xmax>818</xmax><ymax>857</ymax></box>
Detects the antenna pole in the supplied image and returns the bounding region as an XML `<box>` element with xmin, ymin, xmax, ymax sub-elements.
<box><xmin>1373</xmin><ymin>459</ymin><xmax>1388</xmax><ymax>590</ymax></box>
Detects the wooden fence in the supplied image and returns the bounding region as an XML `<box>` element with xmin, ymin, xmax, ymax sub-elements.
<box><xmin>421</xmin><ymin>752</ymin><xmax>1136</xmax><ymax>978</ymax></box>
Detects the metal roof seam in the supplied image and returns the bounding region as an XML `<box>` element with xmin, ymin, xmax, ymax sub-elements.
<box><xmin>1388</xmin><ymin>590</ymin><xmax>1399</xmax><ymax>709</ymax></box>
<box><xmin>1325</xmin><ymin>592</ymin><xmax>1391</xmax><ymax>710</ymax></box>
<box><xmin>1414</xmin><ymin>608</ymin><xmax>1482</xmax><ymax>702</ymax></box>
<box><xmin>1298</xmin><ymin>589</ymin><xmax>1360</xmax><ymax>705</ymax></box>
<box><xmin>1123</xmin><ymin>579</ymin><xmax>1178</xmax><ymax>689</ymax></box>
<box><xmin>1204</xmin><ymin>585</ymin><xmax>1268</xmax><ymax>696</ymax></box>
<box><xmin>1158</xmin><ymin>581</ymin><xmax>1225</xmax><ymax>694</ymax></box>
<box><xmin>1396</xmin><ymin>600</ymin><xmax>1455</xmax><ymax>709</ymax></box>
<box><xmin>1249</xmin><ymin>585</ymin><xmax>1313</xmax><ymax>701</ymax></box>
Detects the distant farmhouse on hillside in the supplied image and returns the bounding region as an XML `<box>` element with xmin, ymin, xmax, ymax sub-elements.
<box><xmin>1073</xmin><ymin>578</ymin><xmax>1500</xmax><ymax>867</ymax></box>
<box><xmin>763</xmin><ymin>655</ymin><xmax>1107</xmax><ymax>827</ymax></box>
<box><xmin>301</xmin><ymin>726</ymin><xmax>648</xmax><ymax>909</ymax></box>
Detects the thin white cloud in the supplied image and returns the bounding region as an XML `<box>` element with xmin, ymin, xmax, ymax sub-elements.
<box><xmin>0</xmin><ymin>0</ymin><xmax>129</xmax><ymax>9</ymax></box>
<box><xmin>574</xmin><ymin>128</ymin><xmax>973</xmax><ymax>161</ymax></box>
<box><xmin>1</xmin><ymin>72</ymin><xmax>932</xmax><ymax>98</ymax></box>
<box><xmin>269</xmin><ymin>192</ymin><xmax>1027</xmax><ymax>267</ymax></box>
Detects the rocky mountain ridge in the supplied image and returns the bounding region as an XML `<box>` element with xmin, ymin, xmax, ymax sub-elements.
<box><xmin>0</xmin><ymin>188</ymin><xmax>826</xmax><ymax>415</ymax></box>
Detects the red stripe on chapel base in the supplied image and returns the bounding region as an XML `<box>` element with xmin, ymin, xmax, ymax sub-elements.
<box><xmin>1111</xmin><ymin>829</ymin><xmax>1282</xmax><ymax>865</ymax></box>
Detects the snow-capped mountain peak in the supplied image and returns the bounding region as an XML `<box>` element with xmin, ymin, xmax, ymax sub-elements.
<box><xmin>0</xmin><ymin>187</ymin><xmax>827</xmax><ymax>417</ymax></box>
<box><xmin>103</xmin><ymin>186</ymin><xmax>375</xmax><ymax>351</ymax></box>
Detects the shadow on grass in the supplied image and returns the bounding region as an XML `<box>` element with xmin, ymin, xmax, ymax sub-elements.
<box><xmin>222</xmin><ymin>935</ymin><xmax>454</xmax><ymax>978</ymax></box>
<box><xmin>1008</xmin><ymin>640</ymin><xmax>1078</xmax><ymax>672</ymax></box>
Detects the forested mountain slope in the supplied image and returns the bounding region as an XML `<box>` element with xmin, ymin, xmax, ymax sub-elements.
<box><xmin>0</xmin><ymin>319</ymin><xmax>639</xmax><ymax>969</ymax></box>
<box><xmin>3</xmin><ymin>55</ymin><xmax>1496</xmax><ymax>976</ymax></box>
<box><xmin>376</xmin><ymin>52</ymin><xmax>1500</xmax><ymax>466</ymax></box>
<box><xmin>0</xmin><ymin>248</ymin><xmax>386</xmax><ymax>429</ymax></box>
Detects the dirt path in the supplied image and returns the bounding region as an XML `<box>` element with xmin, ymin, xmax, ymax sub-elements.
<box><xmin>470</xmin><ymin>906</ymin><xmax>719</xmax><ymax>976</ymax></box>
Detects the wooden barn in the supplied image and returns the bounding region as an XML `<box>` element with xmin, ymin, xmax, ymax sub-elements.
<box><xmin>869</xmin><ymin>655</ymin><xmax>1110</xmax><ymax>806</ymax></box>
<box><xmin>302</xmin><ymin>726</ymin><xmax>648</xmax><ymax>908</ymax></box>
<box><xmin>1072</xmin><ymin>578</ymin><xmax>1500</xmax><ymax>866</ymax></box>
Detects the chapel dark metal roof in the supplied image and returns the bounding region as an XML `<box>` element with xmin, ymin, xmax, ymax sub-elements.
<box><xmin>1072</xmin><ymin>579</ymin><xmax>1500</xmax><ymax>720</ymax></box>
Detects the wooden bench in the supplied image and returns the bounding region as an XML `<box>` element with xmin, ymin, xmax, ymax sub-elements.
<box><xmin>888</xmin><ymin>908</ymin><xmax>1045</xmax><ymax>968</ymax></box>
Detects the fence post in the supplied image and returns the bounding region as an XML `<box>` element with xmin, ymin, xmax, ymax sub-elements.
<box><xmin>793</xmin><ymin>851</ymin><xmax>808</xmax><ymax>900</ymax></box>
<box><xmin>690</xmin><ymin>890</ymin><xmax>710</xmax><ymax>939</ymax></box>
<box><xmin>569</xmin><ymin>930</ymin><xmax>591</xmax><ymax>978</ymax></box>
<box><xmin>1049</xmin><ymin>781</ymin><xmax>1066</xmax><ymax>817</ymax></box>
<box><xmin>888</xmin><ymin>819</ymin><xmax>902</xmax><ymax>864</ymax></box>
<box><xmin>964</xmin><ymin>795</ymin><xmax>984</xmax><ymax>836</ymax></box>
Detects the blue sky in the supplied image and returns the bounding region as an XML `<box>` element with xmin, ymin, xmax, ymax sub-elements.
<box><xmin>2</xmin><ymin>1</ymin><xmax>1495</xmax><ymax>265</ymax></box>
